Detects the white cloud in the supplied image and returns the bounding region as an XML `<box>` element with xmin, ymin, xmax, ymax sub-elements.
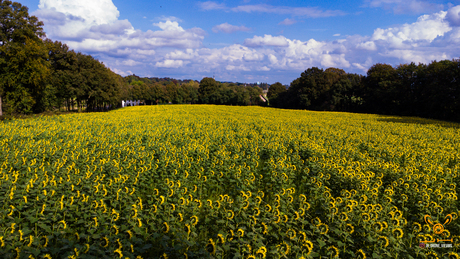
<box><xmin>257</xmin><ymin>66</ymin><xmax>271</xmax><ymax>71</ymax></box>
<box><xmin>34</xmin><ymin>0</ymin><xmax>206</xmax><ymax>55</ymax></box>
<box><xmin>371</xmin><ymin>11</ymin><xmax>450</xmax><ymax>45</ymax></box>
<box><xmin>226</xmin><ymin>65</ymin><xmax>250</xmax><ymax>71</ymax></box>
<box><xmin>34</xmin><ymin>0</ymin><xmax>460</xmax><ymax>84</ymax></box>
<box><xmin>446</xmin><ymin>5</ymin><xmax>460</xmax><ymax>26</ymax></box>
<box><xmin>278</xmin><ymin>18</ymin><xmax>297</xmax><ymax>25</ymax></box>
<box><xmin>244</xmin><ymin>35</ymin><xmax>289</xmax><ymax>47</ymax></box>
<box><xmin>333</xmin><ymin>34</ymin><xmax>341</xmax><ymax>37</ymax></box>
<box><xmin>155</xmin><ymin>60</ymin><xmax>189</xmax><ymax>68</ymax></box>
<box><xmin>212</xmin><ymin>23</ymin><xmax>251</xmax><ymax>33</ymax></box>
<box><xmin>121</xmin><ymin>59</ymin><xmax>142</xmax><ymax>66</ymax></box>
<box><xmin>356</xmin><ymin>41</ymin><xmax>377</xmax><ymax>50</ymax></box>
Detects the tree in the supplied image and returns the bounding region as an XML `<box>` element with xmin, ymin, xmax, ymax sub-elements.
<box><xmin>198</xmin><ymin>77</ymin><xmax>219</xmax><ymax>104</ymax></box>
<box><xmin>363</xmin><ymin>63</ymin><xmax>397</xmax><ymax>114</ymax></box>
<box><xmin>267</xmin><ymin>82</ymin><xmax>286</xmax><ymax>103</ymax></box>
<box><xmin>0</xmin><ymin>0</ymin><xmax>49</xmax><ymax>115</ymax></box>
<box><xmin>45</xmin><ymin>39</ymin><xmax>78</xmax><ymax>111</ymax></box>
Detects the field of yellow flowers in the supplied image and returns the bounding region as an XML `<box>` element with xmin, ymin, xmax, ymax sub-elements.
<box><xmin>0</xmin><ymin>105</ymin><xmax>459</xmax><ymax>259</ymax></box>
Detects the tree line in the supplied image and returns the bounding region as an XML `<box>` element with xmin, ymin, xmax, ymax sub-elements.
<box><xmin>1</xmin><ymin>0</ymin><xmax>459</xmax><ymax>122</ymax></box>
<box><xmin>0</xmin><ymin>0</ymin><xmax>123</xmax><ymax>115</ymax></box>
<box><xmin>267</xmin><ymin>61</ymin><xmax>460</xmax><ymax>122</ymax></box>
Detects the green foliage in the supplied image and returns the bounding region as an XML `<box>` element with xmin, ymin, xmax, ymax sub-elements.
<box><xmin>0</xmin><ymin>1</ymin><xmax>49</xmax><ymax>114</ymax></box>
<box><xmin>199</xmin><ymin>77</ymin><xmax>219</xmax><ymax>104</ymax></box>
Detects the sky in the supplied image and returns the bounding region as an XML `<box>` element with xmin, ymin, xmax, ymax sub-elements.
<box><xmin>16</xmin><ymin>0</ymin><xmax>460</xmax><ymax>84</ymax></box>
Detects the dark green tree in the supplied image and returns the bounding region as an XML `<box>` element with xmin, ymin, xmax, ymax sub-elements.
<box><xmin>362</xmin><ymin>63</ymin><xmax>397</xmax><ymax>114</ymax></box>
<box><xmin>0</xmin><ymin>0</ymin><xmax>49</xmax><ymax>114</ymax></box>
<box><xmin>199</xmin><ymin>77</ymin><xmax>219</xmax><ymax>104</ymax></box>
<box><xmin>267</xmin><ymin>82</ymin><xmax>286</xmax><ymax>106</ymax></box>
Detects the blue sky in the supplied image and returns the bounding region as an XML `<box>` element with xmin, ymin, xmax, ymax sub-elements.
<box><xmin>17</xmin><ymin>0</ymin><xmax>460</xmax><ymax>84</ymax></box>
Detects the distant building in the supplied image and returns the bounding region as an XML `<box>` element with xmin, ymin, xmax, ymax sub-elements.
<box><xmin>122</xmin><ymin>100</ymin><xmax>142</xmax><ymax>107</ymax></box>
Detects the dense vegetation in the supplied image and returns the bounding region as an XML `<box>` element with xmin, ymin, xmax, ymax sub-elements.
<box><xmin>0</xmin><ymin>0</ymin><xmax>459</xmax><ymax>123</ymax></box>
<box><xmin>0</xmin><ymin>105</ymin><xmax>459</xmax><ymax>258</ymax></box>
<box><xmin>268</xmin><ymin>62</ymin><xmax>460</xmax><ymax>122</ymax></box>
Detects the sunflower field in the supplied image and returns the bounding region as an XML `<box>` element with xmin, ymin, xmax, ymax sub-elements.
<box><xmin>0</xmin><ymin>105</ymin><xmax>459</xmax><ymax>259</ymax></box>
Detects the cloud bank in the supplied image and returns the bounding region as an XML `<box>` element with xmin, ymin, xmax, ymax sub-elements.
<box><xmin>34</xmin><ymin>0</ymin><xmax>460</xmax><ymax>83</ymax></box>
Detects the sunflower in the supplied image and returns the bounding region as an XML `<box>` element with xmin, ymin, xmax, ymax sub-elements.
<box><xmin>278</xmin><ymin>241</ymin><xmax>290</xmax><ymax>255</ymax></box>
<box><xmin>373</xmin><ymin>222</ymin><xmax>383</xmax><ymax>232</ymax></box>
<box><xmin>426</xmin><ymin>251</ymin><xmax>439</xmax><ymax>259</ymax></box>
<box><xmin>330</xmin><ymin>207</ymin><xmax>339</xmax><ymax>215</ymax></box>
<box><xmin>206</xmin><ymin>238</ymin><xmax>216</xmax><ymax>255</ymax></box>
<box><xmin>190</xmin><ymin>216</ymin><xmax>199</xmax><ymax>226</ymax></box>
<box><xmin>312</xmin><ymin>217</ymin><xmax>321</xmax><ymax>226</ymax></box>
<box><xmin>356</xmin><ymin>249</ymin><xmax>366</xmax><ymax>259</ymax></box>
<box><xmin>256</xmin><ymin>247</ymin><xmax>267</xmax><ymax>258</ymax></box>
<box><xmin>453</xmin><ymin>236</ymin><xmax>460</xmax><ymax>247</ymax></box>
<box><xmin>340</xmin><ymin>212</ymin><xmax>349</xmax><ymax>221</ymax></box>
<box><xmin>163</xmin><ymin>222</ymin><xmax>169</xmax><ymax>233</ymax></box>
<box><xmin>345</xmin><ymin>205</ymin><xmax>353</xmax><ymax>213</ymax></box>
<box><xmin>448</xmin><ymin>252</ymin><xmax>460</xmax><ymax>259</ymax></box>
<box><xmin>243</xmin><ymin>200</ymin><xmax>250</xmax><ymax>210</ymax></box>
<box><xmin>283</xmin><ymin>215</ymin><xmax>288</xmax><ymax>223</ymax></box>
<box><xmin>238</xmin><ymin>229</ymin><xmax>245</xmax><ymax>238</ymax></box>
<box><xmin>423</xmin><ymin>224</ymin><xmax>431</xmax><ymax>232</ymax></box>
<box><xmin>359</xmin><ymin>195</ymin><xmax>368</xmax><ymax>203</ymax></box>
<box><xmin>217</xmin><ymin>233</ymin><xmax>225</xmax><ymax>244</ymax></box>
<box><xmin>327</xmin><ymin>246</ymin><xmax>339</xmax><ymax>258</ymax></box>
<box><xmin>362</xmin><ymin>213</ymin><xmax>370</xmax><ymax>222</ymax></box>
<box><xmin>299</xmin><ymin>208</ymin><xmax>305</xmax><ymax>217</ymax></box>
<box><xmin>378</xmin><ymin>236</ymin><xmax>389</xmax><ymax>248</ymax></box>
<box><xmin>317</xmin><ymin>223</ymin><xmax>329</xmax><ymax>235</ymax></box>
<box><xmin>262</xmin><ymin>222</ymin><xmax>268</xmax><ymax>235</ymax></box>
<box><xmin>265</xmin><ymin>204</ymin><xmax>272</xmax><ymax>212</ymax></box>
<box><xmin>393</xmin><ymin>228</ymin><xmax>404</xmax><ymax>239</ymax></box>
<box><xmin>390</xmin><ymin>218</ymin><xmax>400</xmax><ymax>227</ymax></box>
<box><xmin>304</xmin><ymin>240</ymin><xmax>313</xmax><ymax>255</ymax></box>
<box><xmin>185</xmin><ymin>224</ymin><xmax>191</xmax><ymax>236</ymax></box>
<box><xmin>286</xmin><ymin>229</ymin><xmax>296</xmax><ymax>239</ymax></box>
<box><xmin>346</xmin><ymin>224</ymin><xmax>354</xmax><ymax>234</ymax></box>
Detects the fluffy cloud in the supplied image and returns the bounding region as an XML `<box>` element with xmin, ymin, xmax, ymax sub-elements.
<box><xmin>244</xmin><ymin>35</ymin><xmax>289</xmax><ymax>47</ymax></box>
<box><xmin>212</xmin><ymin>23</ymin><xmax>251</xmax><ymax>33</ymax></box>
<box><xmin>34</xmin><ymin>0</ymin><xmax>205</xmax><ymax>53</ymax></box>
<box><xmin>446</xmin><ymin>5</ymin><xmax>460</xmax><ymax>26</ymax></box>
<box><xmin>155</xmin><ymin>60</ymin><xmax>189</xmax><ymax>68</ymax></box>
<box><xmin>34</xmin><ymin>0</ymin><xmax>460</xmax><ymax>84</ymax></box>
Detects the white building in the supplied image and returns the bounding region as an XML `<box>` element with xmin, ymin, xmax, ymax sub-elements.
<box><xmin>122</xmin><ymin>100</ymin><xmax>141</xmax><ymax>107</ymax></box>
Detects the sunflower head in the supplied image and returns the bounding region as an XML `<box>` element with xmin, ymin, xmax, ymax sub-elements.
<box><xmin>378</xmin><ymin>236</ymin><xmax>389</xmax><ymax>248</ymax></box>
<box><xmin>393</xmin><ymin>228</ymin><xmax>404</xmax><ymax>239</ymax></box>
<box><xmin>206</xmin><ymin>238</ymin><xmax>216</xmax><ymax>255</ymax></box>
<box><xmin>356</xmin><ymin>249</ymin><xmax>366</xmax><ymax>259</ymax></box>
<box><xmin>317</xmin><ymin>223</ymin><xmax>329</xmax><ymax>235</ymax></box>
<box><xmin>448</xmin><ymin>252</ymin><xmax>460</xmax><ymax>259</ymax></box>
<box><xmin>327</xmin><ymin>246</ymin><xmax>339</xmax><ymax>258</ymax></box>
<box><xmin>346</xmin><ymin>224</ymin><xmax>354</xmax><ymax>234</ymax></box>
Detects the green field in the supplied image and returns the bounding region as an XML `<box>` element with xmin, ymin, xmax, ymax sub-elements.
<box><xmin>0</xmin><ymin>105</ymin><xmax>459</xmax><ymax>258</ymax></box>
